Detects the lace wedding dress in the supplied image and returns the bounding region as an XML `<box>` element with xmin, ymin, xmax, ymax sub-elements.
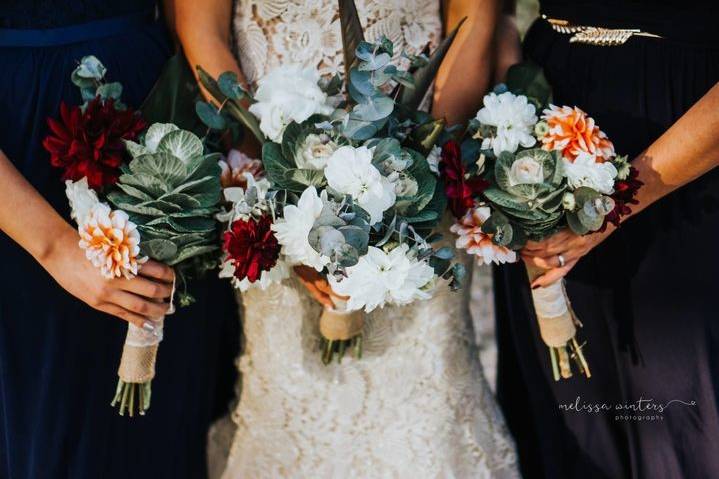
<box><xmin>219</xmin><ymin>1</ymin><xmax>520</xmax><ymax>477</ymax></box>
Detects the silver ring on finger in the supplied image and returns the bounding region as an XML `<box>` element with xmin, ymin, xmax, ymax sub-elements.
<box><xmin>557</xmin><ymin>254</ymin><xmax>566</xmax><ymax>267</ymax></box>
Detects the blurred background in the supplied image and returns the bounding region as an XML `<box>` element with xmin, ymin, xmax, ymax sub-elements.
<box><xmin>472</xmin><ymin>0</ymin><xmax>538</xmax><ymax>390</ymax></box>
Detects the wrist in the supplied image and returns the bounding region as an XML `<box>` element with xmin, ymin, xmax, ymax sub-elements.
<box><xmin>36</xmin><ymin>224</ymin><xmax>77</xmax><ymax>271</ymax></box>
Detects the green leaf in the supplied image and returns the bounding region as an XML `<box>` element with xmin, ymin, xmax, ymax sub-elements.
<box><xmin>338</xmin><ymin>0</ymin><xmax>366</xmax><ymax>88</ymax></box>
<box><xmin>284</xmin><ymin>169</ymin><xmax>327</xmax><ymax>188</ymax></box>
<box><xmin>147</xmin><ymin>216</ymin><xmax>216</xmax><ymax>234</ymax></box>
<box><xmin>141</xmin><ymin>199</ymin><xmax>183</xmax><ymax>213</ymax></box>
<box><xmin>97</xmin><ymin>82</ymin><xmax>122</xmax><ymax>101</ymax></box>
<box><xmin>72</xmin><ymin>56</ymin><xmax>106</xmax><ymax>84</ymax></box>
<box><xmin>159</xmin><ymin>193</ymin><xmax>202</xmax><ymax>209</ymax></box>
<box><xmin>143</xmin><ymin>123</ymin><xmax>179</xmax><ymax>153</ymax></box>
<box><xmin>157</xmin><ymin>129</ymin><xmax>204</xmax><ymax>164</ymax></box>
<box><xmin>117</xmin><ymin>172</ymin><xmax>169</xmax><ymax>197</ymax></box>
<box><xmin>141</xmin><ymin>54</ymin><xmax>204</xmax><ymax>135</ymax></box>
<box><xmin>566</xmin><ymin>211</ymin><xmax>589</xmax><ymax>235</ymax></box>
<box><xmin>358</xmin><ymin>52</ymin><xmax>391</xmax><ymax>72</ymax></box>
<box><xmin>494</xmin><ymin>152</ymin><xmax>515</xmax><ymax>191</ymax></box>
<box><xmin>506</xmin><ymin>62</ymin><xmax>552</xmax><ymax>107</ymax></box>
<box><xmin>577</xmin><ymin>206</ymin><xmax>604</xmax><ymax>232</ymax></box>
<box><xmin>218</xmin><ymin>71</ymin><xmax>245</xmax><ymax>100</ymax></box>
<box><xmin>400</xmin><ymin>17</ymin><xmax>466</xmax><ymax>110</ymax></box>
<box><xmin>402</xmin><ymin>148</ymin><xmax>436</xmax><ymax>214</ymax></box>
<box><xmin>196</xmin><ymin>66</ymin><xmax>265</xmax><ymax>143</ymax></box>
<box><xmin>117</xmin><ymin>202</ymin><xmax>166</xmax><ymax>217</ymax></box>
<box><xmin>339</xmin><ymin>225</ymin><xmax>369</xmax><ymax>255</ymax></box>
<box><xmin>169</xmin><ymin>207</ymin><xmax>217</xmax><ymax>218</ymax></box>
<box><xmin>185</xmin><ymin>155</ymin><xmax>222</xmax><ymax>182</ymax></box>
<box><xmin>351</xmin><ymin>94</ymin><xmax>394</xmax><ymax>122</ymax></box>
<box><xmin>170</xmin><ymin>175</ymin><xmax>220</xmax><ymax>197</ymax></box>
<box><xmin>141</xmin><ymin>238</ymin><xmax>178</xmax><ymax>261</ymax></box>
<box><xmin>196</xmin><ymin>101</ymin><xmax>227</xmax><ymax>130</ymax></box>
<box><xmin>115</xmin><ymin>183</ymin><xmax>153</xmax><ymax>202</ymax></box>
<box><xmin>168</xmin><ymin>245</ymin><xmax>218</xmax><ymax>266</ymax></box>
<box><xmin>130</xmin><ymin>152</ymin><xmax>188</xmax><ymax>188</ymax></box>
<box><xmin>409</xmin><ymin>119</ymin><xmax>446</xmax><ymax>154</ymax></box>
<box><xmin>125</xmin><ymin>139</ymin><xmax>149</xmax><ymax>158</ymax></box>
<box><xmin>262</xmin><ymin>142</ymin><xmax>305</xmax><ymax>191</ymax></box>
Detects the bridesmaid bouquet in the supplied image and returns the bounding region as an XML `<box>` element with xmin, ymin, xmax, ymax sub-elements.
<box><xmin>44</xmin><ymin>56</ymin><xmax>222</xmax><ymax>415</ymax></box>
<box><xmin>443</xmin><ymin>63</ymin><xmax>642</xmax><ymax>380</ymax></box>
<box><xmin>198</xmin><ymin>0</ymin><xmax>466</xmax><ymax>363</ymax></box>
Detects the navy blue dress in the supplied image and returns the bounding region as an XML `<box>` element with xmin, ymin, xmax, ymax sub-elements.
<box><xmin>495</xmin><ymin>1</ymin><xmax>719</xmax><ymax>478</ymax></box>
<box><xmin>0</xmin><ymin>2</ymin><xmax>237</xmax><ymax>478</ymax></box>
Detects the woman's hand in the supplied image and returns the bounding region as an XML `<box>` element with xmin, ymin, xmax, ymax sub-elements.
<box><xmin>43</xmin><ymin>228</ymin><xmax>175</xmax><ymax>329</ymax></box>
<box><xmin>294</xmin><ymin>265</ymin><xmax>341</xmax><ymax>310</ymax></box>
<box><xmin>521</xmin><ymin>227</ymin><xmax>614</xmax><ymax>288</ymax></box>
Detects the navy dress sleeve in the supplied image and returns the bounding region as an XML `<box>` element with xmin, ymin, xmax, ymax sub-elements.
<box><xmin>495</xmin><ymin>1</ymin><xmax>719</xmax><ymax>478</ymax></box>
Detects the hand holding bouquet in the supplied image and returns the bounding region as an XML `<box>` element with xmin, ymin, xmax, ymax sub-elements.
<box><xmin>44</xmin><ymin>57</ymin><xmax>222</xmax><ymax>415</ymax></box>
<box><xmin>199</xmin><ymin>0</ymin><xmax>466</xmax><ymax>364</ymax></box>
<box><xmin>444</xmin><ymin>63</ymin><xmax>642</xmax><ymax>380</ymax></box>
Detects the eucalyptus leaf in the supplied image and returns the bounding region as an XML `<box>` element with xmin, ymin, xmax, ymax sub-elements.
<box><xmin>196</xmin><ymin>101</ymin><xmax>227</xmax><ymax>130</ymax></box>
<box><xmin>97</xmin><ymin>82</ymin><xmax>122</xmax><ymax>101</ymax></box>
<box><xmin>218</xmin><ymin>71</ymin><xmax>245</xmax><ymax>100</ymax></box>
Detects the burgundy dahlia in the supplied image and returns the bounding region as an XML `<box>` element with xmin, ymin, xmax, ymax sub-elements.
<box><xmin>223</xmin><ymin>215</ymin><xmax>280</xmax><ymax>283</ymax></box>
<box><xmin>42</xmin><ymin>97</ymin><xmax>146</xmax><ymax>190</ymax></box>
<box><xmin>600</xmin><ymin>166</ymin><xmax>643</xmax><ymax>231</ymax></box>
<box><xmin>439</xmin><ymin>140</ymin><xmax>489</xmax><ymax>218</ymax></box>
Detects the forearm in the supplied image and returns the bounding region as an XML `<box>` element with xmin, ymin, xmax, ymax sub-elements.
<box><xmin>174</xmin><ymin>0</ymin><xmax>247</xmax><ymax>90</ymax></box>
<box><xmin>627</xmin><ymin>82</ymin><xmax>719</xmax><ymax>218</ymax></box>
<box><xmin>0</xmin><ymin>151</ymin><xmax>75</xmax><ymax>264</ymax></box>
<box><xmin>433</xmin><ymin>0</ymin><xmax>500</xmax><ymax>125</ymax></box>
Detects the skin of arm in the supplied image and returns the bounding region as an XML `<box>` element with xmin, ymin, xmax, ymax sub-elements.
<box><xmin>0</xmin><ymin>151</ymin><xmax>174</xmax><ymax>327</ymax></box>
<box><xmin>433</xmin><ymin>0</ymin><xmax>501</xmax><ymax>126</ymax></box>
<box><xmin>175</xmin><ymin>0</ymin><xmax>246</xmax><ymax>91</ymax></box>
<box><xmin>523</xmin><ymin>82</ymin><xmax>719</xmax><ymax>287</ymax></box>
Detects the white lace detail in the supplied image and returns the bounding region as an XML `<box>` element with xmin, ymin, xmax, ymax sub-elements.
<box><xmin>233</xmin><ymin>0</ymin><xmax>443</xmax><ymax>86</ymax></box>
<box><xmin>222</xmin><ymin>229</ymin><xmax>518</xmax><ymax>478</ymax></box>
<box><xmin>224</xmin><ymin>2</ymin><xmax>519</xmax><ymax>476</ymax></box>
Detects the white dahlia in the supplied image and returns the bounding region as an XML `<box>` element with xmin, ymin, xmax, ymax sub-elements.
<box><xmin>562</xmin><ymin>151</ymin><xmax>618</xmax><ymax>194</ymax></box>
<box><xmin>65</xmin><ymin>178</ymin><xmax>100</xmax><ymax>225</ymax></box>
<box><xmin>329</xmin><ymin>245</ymin><xmax>435</xmax><ymax>312</ymax></box>
<box><xmin>271</xmin><ymin>186</ymin><xmax>329</xmax><ymax>271</ymax></box>
<box><xmin>324</xmin><ymin>145</ymin><xmax>396</xmax><ymax>225</ymax></box>
<box><xmin>219</xmin><ymin>257</ymin><xmax>290</xmax><ymax>292</ymax></box>
<box><xmin>476</xmin><ymin>92</ymin><xmax>538</xmax><ymax>156</ymax></box>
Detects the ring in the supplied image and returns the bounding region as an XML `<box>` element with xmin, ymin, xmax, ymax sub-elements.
<box><xmin>557</xmin><ymin>254</ymin><xmax>566</xmax><ymax>267</ymax></box>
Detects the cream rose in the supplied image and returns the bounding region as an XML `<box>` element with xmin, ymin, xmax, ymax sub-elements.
<box><xmin>296</xmin><ymin>133</ymin><xmax>338</xmax><ymax>170</ymax></box>
<box><xmin>509</xmin><ymin>156</ymin><xmax>544</xmax><ymax>185</ymax></box>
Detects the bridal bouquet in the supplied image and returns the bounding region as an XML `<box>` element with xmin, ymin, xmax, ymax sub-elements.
<box><xmin>443</xmin><ymin>63</ymin><xmax>642</xmax><ymax>380</ymax></box>
<box><xmin>43</xmin><ymin>56</ymin><xmax>222</xmax><ymax>415</ymax></box>
<box><xmin>197</xmin><ymin>0</ymin><xmax>465</xmax><ymax>363</ymax></box>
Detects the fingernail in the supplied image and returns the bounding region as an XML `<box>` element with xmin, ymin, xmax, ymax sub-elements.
<box><xmin>142</xmin><ymin>322</ymin><xmax>156</xmax><ymax>332</ymax></box>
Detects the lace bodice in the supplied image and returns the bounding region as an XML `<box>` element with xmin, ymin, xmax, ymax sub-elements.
<box><xmin>233</xmin><ymin>0</ymin><xmax>443</xmax><ymax>85</ymax></box>
<box><xmin>221</xmin><ymin>3</ymin><xmax>520</xmax><ymax>477</ymax></box>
